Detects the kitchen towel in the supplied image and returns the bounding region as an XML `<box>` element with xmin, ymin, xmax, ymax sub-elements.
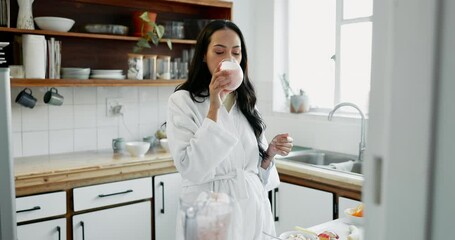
<box><xmin>329</xmin><ymin>160</ymin><xmax>354</xmax><ymax>172</ymax></box>
<box><xmin>23</xmin><ymin>34</ymin><xmax>47</xmax><ymax>78</ymax></box>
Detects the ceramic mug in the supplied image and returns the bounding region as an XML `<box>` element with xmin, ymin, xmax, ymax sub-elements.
<box><xmin>43</xmin><ymin>87</ymin><xmax>64</xmax><ymax>106</ymax></box>
<box><xmin>220</xmin><ymin>58</ymin><xmax>243</xmax><ymax>91</ymax></box>
<box><xmin>112</xmin><ymin>138</ymin><xmax>126</xmax><ymax>153</ymax></box>
<box><xmin>15</xmin><ymin>88</ymin><xmax>37</xmax><ymax>108</ymax></box>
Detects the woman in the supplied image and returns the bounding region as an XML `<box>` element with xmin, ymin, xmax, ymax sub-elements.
<box><xmin>167</xmin><ymin>20</ymin><xmax>293</xmax><ymax>239</ymax></box>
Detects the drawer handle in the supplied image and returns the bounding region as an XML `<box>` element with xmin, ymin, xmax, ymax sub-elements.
<box><xmin>160</xmin><ymin>181</ymin><xmax>165</xmax><ymax>214</ymax></box>
<box><xmin>98</xmin><ymin>189</ymin><xmax>133</xmax><ymax>198</ymax></box>
<box><xmin>16</xmin><ymin>206</ymin><xmax>41</xmax><ymax>213</ymax></box>
<box><xmin>80</xmin><ymin>221</ymin><xmax>85</xmax><ymax>240</ymax></box>
<box><xmin>57</xmin><ymin>226</ymin><xmax>61</xmax><ymax>240</ymax></box>
<box><xmin>274</xmin><ymin>188</ymin><xmax>279</xmax><ymax>222</ymax></box>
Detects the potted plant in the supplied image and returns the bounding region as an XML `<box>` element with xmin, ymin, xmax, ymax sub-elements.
<box><xmin>280</xmin><ymin>73</ymin><xmax>310</xmax><ymax>113</ymax></box>
<box><xmin>133</xmin><ymin>11</ymin><xmax>172</xmax><ymax>53</ymax></box>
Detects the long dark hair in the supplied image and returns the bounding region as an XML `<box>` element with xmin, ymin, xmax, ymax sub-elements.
<box><xmin>176</xmin><ymin>20</ymin><xmax>269</xmax><ymax>161</ymax></box>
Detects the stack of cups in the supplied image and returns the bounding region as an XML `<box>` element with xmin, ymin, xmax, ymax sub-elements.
<box><xmin>143</xmin><ymin>54</ymin><xmax>158</xmax><ymax>80</ymax></box>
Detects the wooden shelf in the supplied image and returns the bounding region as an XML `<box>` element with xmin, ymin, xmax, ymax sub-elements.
<box><xmin>0</xmin><ymin>27</ymin><xmax>197</xmax><ymax>44</ymax></box>
<box><xmin>11</xmin><ymin>78</ymin><xmax>185</xmax><ymax>87</ymax></box>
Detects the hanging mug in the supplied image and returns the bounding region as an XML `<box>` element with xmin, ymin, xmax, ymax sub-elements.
<box><xmin>43</xmin><ymin>87</ymin><xmax>64</xmax><ymax>106</ymax></box>
<box><xmin>15</xmin><ymin>88</ymin><xmax>37</xmax><ymax>108</ymax></box>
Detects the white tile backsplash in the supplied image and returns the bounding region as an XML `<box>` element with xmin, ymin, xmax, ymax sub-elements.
<box><xmin>74</xmin><ymin>88</ymin><xmax>97</xmax><ymax>105</ymax></box>
<box><xmin>22</xmin><ymin>105</ymin><xmax>48</xmax><ymax>131</ymax></box>
<box><xmin>97</xmin><ymin>87</ymin><xmax>119</xmax><ymax>103</ymax></box>
<box><xmin>22</xmin><ymin>131</ymin><xmax>49</xmax><ymax>156</ymax></box>
<box><xmin>74</xmin><ymin>105</ymin><xmax>97</xmax><ymax>128</ymax></box>
<box><xmin>122</xmin><ymin>102</ymin><xmax>139</xmax><ymax>126</ymax></box>
<box><xmin>49</xmin><ymin>129</ymin><xmax>74</xmax><ymax>154</ymax></box>
<box><xmin>11</xmin><ymin>86</ymin><xmax>182</xmax><ymax>157</ymax></box>
<box><xmin>139</xmin><ymin>87</ymin><xmax>158</xmax><ymax>102</ymax></box>
<box><xmin>49</xmin><ymin>105</ymin><xmax>74</xmax><ymax>130</ymax></box>
<box><xmin>11</xmin><ymin>106</ymin><xmax>22</xmax><ymax>132</ymax></box>
<box><xmin>74</xmin><ymin>128</ymin><xmax>97</xmax><ymax>151</ymax></box>
<box><xmin>96</xmin><ymin>104</ymin><xmax>119</xmax><ymax>127</ymax></box>
<box><xmin>118</xmin><ymin>87</ymin><xmax>139</xmax><ymax>103</ymax></box>
<box><xmin>119</xmin><ymin>124</ymin><xmax>139</xmax><ymax>142</ymax></box>
<box><xmin>97</xmin><ymin>127</ymin><xmax>118</xmax><ymax>150</ymax></box>
<box><xmin>13</xmin><ymin>132</ymin><xmax>22</xmax><ymax>157</ymax></box>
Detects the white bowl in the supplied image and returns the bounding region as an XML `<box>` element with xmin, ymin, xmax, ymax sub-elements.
<box><xmin>279</xmin><ymin>230</ymin><xmax>317</xmax><ymax>240</ymax></box>
<box><xmin>34</xmin><ymin>17</ymin><xmax>75</xmax><ymax>32</ymax></box>
<box><xmin>125</xmin><ymin>141</ymin><xmax>150</xmax><ymax>157</ymax></box>
<box><xmin>344</xmin><ymin>208</ymin><xmax>364</xmax><ymax>225</ymax></box>
<box><xmin>159</xmin><ymin>138</ymin><xmax>169</xmax><ymax>152</ymax></box>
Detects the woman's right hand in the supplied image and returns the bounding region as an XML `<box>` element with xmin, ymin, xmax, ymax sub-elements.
<box><xmin>207</xmin><ymin>65</ymin><xmax>231</xmax><ymax>121</ymax></box>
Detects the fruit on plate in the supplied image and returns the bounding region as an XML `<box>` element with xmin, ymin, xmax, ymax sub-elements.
<box><xmin>318</xmin><ymin>231</ymin><xmax>339</xmax><ymax>240</ymax></box>
<box><xmin>351</xmin><ymin>203</ymin><xmax>364</xmax><ymax>217</ymax></box>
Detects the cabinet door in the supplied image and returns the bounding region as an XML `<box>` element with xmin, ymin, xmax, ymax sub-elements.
<box><xmin>153</xmin><ymin>172</ymin><xmax>182</xmax><ymax>240</ymax></box>
<box><xmin>274</xmin><ymin>183</ymin><xmax>333</xmax><ymax>234</ymax></box>
<box><xmin>73</xmin><ymin>201</ymin><xmax>151</xmax><ymax>240</ymax></box>
<box><xmin>17</xmin><ymin>218</ymin><xmax>66</xmax><ymax>240</ymax></box>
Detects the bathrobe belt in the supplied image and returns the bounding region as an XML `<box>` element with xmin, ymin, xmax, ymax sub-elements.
<box><xmin>183</xmin><ymin>169</ymin><xmax>250</xmax><ymax>200</ymax></box>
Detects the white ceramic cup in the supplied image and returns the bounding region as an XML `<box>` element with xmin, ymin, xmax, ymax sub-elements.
<box><xmin>220</xmin><ymin>58</ymin><xmax>243</xmax><ymax>91</ymax></box>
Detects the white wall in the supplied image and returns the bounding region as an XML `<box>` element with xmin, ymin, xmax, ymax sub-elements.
<box><xmin>11</xmin><ymin>86</ymin><xmax>173</xmax><ymax>157</ymax></box>
<box><xmin>233</xmin><ymin>0</ymin><xmax>362</xmax><ymax>154</ymax></box>
<box><xmin>12</xmin><ymin>0</ymin><xmax>362</xmax><ymax>158</ymax></box>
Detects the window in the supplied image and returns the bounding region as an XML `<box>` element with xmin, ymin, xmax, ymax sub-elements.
<box><xmin>283</xmin><ymin>0</ymin><xmax>373</xmax><ymax>113</ymax></box>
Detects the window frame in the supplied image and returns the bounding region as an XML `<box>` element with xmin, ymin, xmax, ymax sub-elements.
<box><xmin>276</xmin><ymin>0</ymin><xmax>373</xmax><ymax>116</ymax></box>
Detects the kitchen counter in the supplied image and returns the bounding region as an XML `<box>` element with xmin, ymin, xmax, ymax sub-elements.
<box><xmin>14</xmin><ymin>150</ymin><xmax>176</xmax><ymax>196</ymax></box>
<box><xmin>275</xmin><ymin>145</ymin><xmax>363</xmax><ymax>199</ymax></box>
<box><xmin>14</xmin><ymin>149</ymin><xmax>363</xmax><ymax>198</ymax></box>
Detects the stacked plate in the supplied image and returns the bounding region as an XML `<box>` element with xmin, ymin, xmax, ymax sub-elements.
<box><xmin>62</xmin><ymin>68</ymin><xmax>90</xmax><ymax>79</ymax></box>
<box><xmin>90</xmin><ymin>69</ymin><xmax>125</xmax><ymax>80</ymax></box>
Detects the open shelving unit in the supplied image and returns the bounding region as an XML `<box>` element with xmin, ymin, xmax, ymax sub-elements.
<box><xmin>1</xmin><ymin>0</ymin><xmax>232</xmax><ymax>87</ymax></box>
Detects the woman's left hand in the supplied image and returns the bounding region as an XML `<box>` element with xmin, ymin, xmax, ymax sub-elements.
<box><xmin>267</xmin><ymin>133</ymin><xmax>293</xmax><ymax>159</ymax></box>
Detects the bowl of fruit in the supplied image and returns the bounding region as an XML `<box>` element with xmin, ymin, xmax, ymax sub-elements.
<box><xmin>344</xmin><ymin>203</ymin><xmax>364</xmax><ymax>225</ymax></box>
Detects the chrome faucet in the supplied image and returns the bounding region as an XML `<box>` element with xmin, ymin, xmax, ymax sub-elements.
<box><xmin>328</xmin><ymin>102</ymin><xmax>366</xmax><ymax>162</ymax></box>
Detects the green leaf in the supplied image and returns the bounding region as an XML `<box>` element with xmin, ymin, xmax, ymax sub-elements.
<box><xmin>156</xmin><ymin>25</ymin><xmax>165</xmax><ymax>38</ymax></box>
<box><xmin>151</xmin><ymin>35</ymin><xmax>159</xmax><ymax>46</ymax></box>
<box><xmin>166</xmin><ymin>40</ymin><xmax>173</xmax><ymax>50</ymax></box>
<box><xmin>133</xmin><ymin>46</ymin><xmax>142</xmax><ymax>53</ymax></box>
<box><xmin>137</xmin><ymin>38</ymin><xmax>151</xmax><ymax>48</ymax></box>
<box><xmin>139</xmin><ymin>12</ymin><xmax>151</xmax><ymax>23</ymax></box>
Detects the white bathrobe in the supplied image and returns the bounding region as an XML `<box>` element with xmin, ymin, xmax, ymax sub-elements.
<box><xmin>167</xmin><ymin>90</ymin><xmax>280</xmax><ymax>240</ymax></box>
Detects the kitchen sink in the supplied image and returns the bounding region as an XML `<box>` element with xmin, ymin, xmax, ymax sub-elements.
<box><xmin>277</xmin><ymin>149</ymin><xmax>362</xmax><ymax>174</ymax></box>
<box><xmin>351</xmin><ymin>162</ymin><xmax>363</xmax><ymax>174</ymax></box>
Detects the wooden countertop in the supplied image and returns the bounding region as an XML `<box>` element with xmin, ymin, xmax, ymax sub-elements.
<box><xmin>14</xmin><ymin>150</ymin><xmax>363</xmax><ymax>198</ymax></box>
<box><xmin>14</xmin><ymin>150</ymin><xmax>176</xmax><ymax>196</ymax></box>
<box><xmin>276</xmin><ymin>159</ymin><xmax>363</xmax><ymax>192</ymax></box>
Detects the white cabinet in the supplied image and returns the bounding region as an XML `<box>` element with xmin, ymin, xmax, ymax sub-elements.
<box><xmin>16</xmin><ymin>191</ymin><xmax>67</xmax><ymax>240</ymax></box>
<box><xmin>72</xmin><ymin>202</ymin><xmax>151</xmax><ymax>240</ymax></box>
<box><xmin>273</xmin><ymin>182</ymin><xmax>333</xmax><ymax>234</ymax></box>
<box><xmin>153</xmin><ymin>172</ymin><xmax>182</xmax><ymax>240</ymax></box>
<box><xmin>72</xmin><ymin>177</ymin><xmax>153</xmax><ymax>240</ymax></box>
<box><xmin>17</xmin><ymin>218</ymin><xmax>66</xmax><ymax>240</ymax></box>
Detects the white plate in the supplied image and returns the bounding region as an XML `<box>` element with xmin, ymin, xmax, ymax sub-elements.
<box><xmin>91</xmin><ymin>69</ymin><xmax>123</xmax><ymax>74</ymax></box>
<box><xmin>63</xmin><ymin>74</ymin><xmax>90</xmax><ymax>80</ymax></box>
<box><xmin>90</xmin><ymin>74</ymin><xmax>125</xmax><ymax>80</ymax></box>
<box><xmin>62</xmin><ymin>68</ymin><xmax>91</xmax><ymax>74</ymax></box>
